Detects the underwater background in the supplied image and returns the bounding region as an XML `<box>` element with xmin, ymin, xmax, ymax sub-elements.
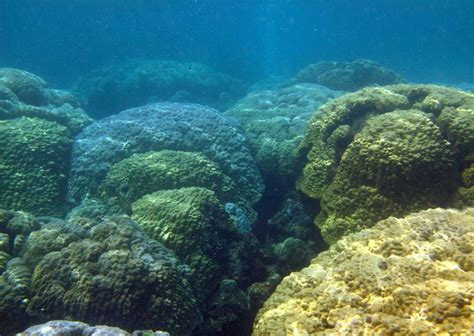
<box><xmin>0</xmin><ymin>1</ymin><xmax>473</xmax><ymax>336</ymax></box>
<box><xmin>2</xmin><ymin>0</ymin><xmax>474</xmax><ymax>85</ymax></box>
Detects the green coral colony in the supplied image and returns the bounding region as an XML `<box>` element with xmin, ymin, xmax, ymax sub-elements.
<box><xmin>0</xmin><ymin>59</ymin><xmax>473</xmax><ymax>336</ymax></box>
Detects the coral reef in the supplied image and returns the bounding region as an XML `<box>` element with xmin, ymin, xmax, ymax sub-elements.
<box><xmin>224</xmin><ymin>83</ymin><xmax>344</xmax><ymax>179</ymax></box>
<box><xmin>450</xmin><ymin>162</ymin><xmax>474</xmax><ymax>208</ymax></box>
<box><xmin>19</xmin><ymin>320</ymin><xmax>170</xmax><ymax>336</ymax></box>
<box><xmin>99</xmin><ymin>150</ymin><xmax>236</xmax><ymax>207</ymax></box>
<box><xmin>0</xmin><ymin>210</ymin><xmax>39</xmax><ymax>333</ymax></box>
<box><xmin>69</xmin><ymin>102</ymin><xmax>264</xmax><ymax>213</ymax></box>
<box><xmin>265</xmin><ymin>192</ymin><xmax>326</xmax><ymax>274</ymax></box>
<box><xmin>253</xmin><ymin>207</ymin><xmax>474</xmax><ymax>335</ymax></box>
<box><xmin>266</xmin><ymin>193</ymin><xmax>317</xmax><ymax>243</ymax></box>
<box><xmin>131</xmin><ymin>187</ymin><xmax>269</xmax><ymax>333</ymax></box>
<box><xmin>23</xmin><ymin>216</ymin><xmax>201</xmax><ymax>335</ymax></box>
<box><xmin>75</xmin><ymin>59</ymin><xmax>247</xmax><ymax>118</ymax></box>
<box><xmin>131</xmin><ymin>187</ymin><xmax>239</xmax><ymax>297</ymax></box>
<box><xmin>0</xmin><ymin>68</ymin><xmax>91</xmax><ymax>135</ymax></box>
<box><xmin>298</xmin><ymin>84</ymin><xmax>474</xmax><ymax>243</ymax></box>
<box><xmin>0</xmin><ymin>117</ymin><xmax>72</xmax><ymax>216</ymax></box>
<box><xmin>0</xmin><ymin>68</ymin><xmax>49</xmax><ymax>105</ymax></box>
<box><xmin>207</xmin><ymin>279</ymin><xmax>250</xmax><ymax>333</ymax></box>
<box><xmin>290</xmin><ymin>59</ymin><xmax>405</xmax><ymax>91</ymax></box>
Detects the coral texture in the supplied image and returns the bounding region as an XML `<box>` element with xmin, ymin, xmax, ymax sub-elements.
<box><xmin>69</xmin><ymin>102</ymin><xmax>264</xmax><ymax>210</ymax></box>
<box><xmin>298</xmin><ymin>84</ymin><xmax>474</xmax><ymax>243</ymax></box>
<box><xmin>131</xmin><ymin>187</ymin><xmax>238</xmax><ymax>297</ymax></box>
<box><xmin>224</xmin><ymin>83</ymin><xmax>344</xmax><ymax>179</ymax></box>
<box><xmin>99</xmin><ymin>150</ymin><xmax>236</xmax><ymax>207</ymax></box>
<box><xmin>25</xmin><ymin>217</ymin><xmax>201</xmax><ymax>335</ymax></box>
<box><xmin>0</xmin><ymin>210</ymin><xmax>39</xmax><ymax>333</ymax></box>
<box><xmin>0</xmin><ymin>68</ymin><xmax>91</xmax><ymax>135</ymax></box>
<box><xmin>0</xmin><ymin>117</ymin><xmax>72</xmax><ymax>216</ymax></box>
<box><xmin>253</xmin><ymin>207</ymin><xmax>474</xmax><ymax>336</ymax></box>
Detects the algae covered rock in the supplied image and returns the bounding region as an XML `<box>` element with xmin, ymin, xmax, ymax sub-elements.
<box><xmin>224</xmin><ymin>83</ymin><xmax>344</xmax><ymax>179</ymax></box>
<box><xmin>75</xmin><ymin>59</ymin><xmax>247</xmax><ymax>118</ymax></box>
<box><xmin>99</xmin><ymin>150</ymin><xmax>237</xmax><ymax>207</ymax></box>
<box><xmin>298</xmin><ymin>84</ymin><xmax>474</xmax><ymax>243</ymax></box>
<box><xmin>291</xmin><ymin>59</ymin><xmax>405</xmax><ymax>91</ymax></box>
<box><xmin>0</xmin><ymin>117</ymin><xmax>72</xmax><ymax>216</ymax></box>
<box><xmin>69</xmin><ymin>102</ymin><xmax>264</xmax><ymax>210</ymax></box>
<box><xmin>253</xmin><ymin>207</ymin><xmax>474</xmax><ymax>335</ymax></box>
<box><xmin>26</xmin><ymin>217</ymin><xmax>201</xmax><ymax>335</ymax></box>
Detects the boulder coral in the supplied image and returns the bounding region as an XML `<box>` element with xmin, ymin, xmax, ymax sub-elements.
<box><xmin>24</xmin><ymin>216</ymin><xmax>201</xmax><ymax>335</ymax></box>
<box><xmin>99</xmin><ymin>150</ymin><xmax>237</xmax><ymax>207</ymax></box>
<box><xmin>0</xmin><ymin>117</ymin><xmax>72</xmax><ymax>216</ymax></box>
<box><xmin>298</xmin><ymin>84</ymin><xmax>474</xmax><ymax>243</ymax></box>
<box><xmin>75</xmin><ymin>59</ymin><xmax>247</xmax><ymax>118</ymax></box>
<box><xmin>253</xmin><ymin>207</ymin><xmax>474</xmax><ymax>335</ymax></box>
<box><xmin>131</xmin><ymin>187</ymin><xmax>266</xmax><ymax>333</ymax></box>
<box><xmin>131</xmin><ymin>187</ymin><xmax>239</xmax><ymax>298</ymax></box>
<box><xmin>0</xmin><ymin>68</ymin><xmax>49</xmax><ymax>105</ymax></box>
<box><xmin>19</xmin><ymin>320</ymin><xmax>170</xmax><ymax>336</ymax></box>
<box><xmin>0</xmin><ymin>68</ymin><xmax>91</xmax><ymax>135</ymax></box>
<box><xmin>224</xmin><ymin>83</ymin><xmax>344</xmax><ymax>180</ymax></box>
<box><xmin>69</xmin><ymin>103</ymin><xmax>264</xmax><ymax>215</ymax></box>
<box><xmin>290</xmin><ymin>59</ymin><xmax>405</xmax><ymax>91</ymax></box>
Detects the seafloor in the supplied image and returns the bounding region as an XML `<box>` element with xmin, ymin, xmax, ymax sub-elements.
<box><xmin>0</xmin><ymin>59</ymin><xmax>473</xmax><ymax>336</ymax></box>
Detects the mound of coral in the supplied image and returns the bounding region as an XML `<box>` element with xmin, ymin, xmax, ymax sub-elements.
<box><xmin>131</xmin><ymin>186</ymin><xmax>260</xmax><ymax>332</ymax></box>
<box><xmin>290</xmin><ymin>59</ymin><xmax>405</xmax><ymax>91</ymax></box>
<box><xmin>0</xmin><ymin>117</ymin><xmax>72</xmax><ymax>216</ymax></box>
<box><xmin>99</xmin><ymin>150</ymin><xmax>237</xmax><ymax>207</ymax></box>
<box><xmin>298</xmin><ymin>84</ymin><xmax>474</xmax><ymax>243</ymax></box>
<box><xmin>132</xmin><ymin>187</ymin><xmax>240</xmax><ymax>294</ymax></box>
<box><xmin>0</xmin><ymin>68</ymin><xmax>91</xmax><ymax>135</ymax></box>
<box><xmin>0</xmin><ymin>209</ymin><xmax>202</xmax><ymax>335</ymax></box>
<box><xmin>253</xmin><ymin>207</ymin><xmax>474</xmax><ymax>335</ymax></box>
<box><xmin>0</xmin><ymin>68</ymin><xmax>92</xmax><ymax>217</ymax></box>
<box><xmin>69</xmin><ymin>102</ymin><xmax>264</xmax><ymax>214</ymax></box>
<box><xmin>224</xmin><ymin>83</ymin><xmax>344</xmax><ymax>180</ymax></box>
<box><xmin>75</xmin><ymin>59</ymin><xmax>247</xmax><ymax>118</ymax></box>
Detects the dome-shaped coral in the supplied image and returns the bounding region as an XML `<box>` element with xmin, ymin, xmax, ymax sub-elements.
<box><xmin>297</xmin><ymin>84</ymin><xmax>474</xmax><ymax>243</ymax></box>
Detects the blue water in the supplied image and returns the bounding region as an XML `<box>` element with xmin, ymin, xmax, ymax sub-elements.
<box><xmin>1</xmin><ymin>0</ymin><xmax>473</xmax><ymax>86</ymax></box>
